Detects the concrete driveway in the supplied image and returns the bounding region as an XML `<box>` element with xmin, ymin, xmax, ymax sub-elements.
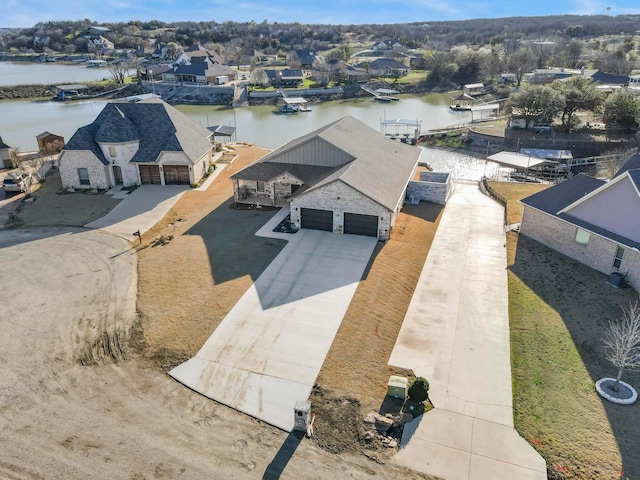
<box><xmin>389</xmin><ymin>182</ymin><xmax>547</xmax><ymax>480</ymax></box>
<box><xmin>169</xmin><ymin>208</ymin><xmax>378</xmax><ymax>431</ymax></box>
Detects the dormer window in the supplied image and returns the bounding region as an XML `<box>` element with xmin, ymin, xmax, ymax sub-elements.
<box><xmin>109</xmin><ymin>146</ymin><xmax>117</xmax><ymax>157</ymax></box>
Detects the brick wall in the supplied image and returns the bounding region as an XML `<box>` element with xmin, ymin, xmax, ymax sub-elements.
<box><xmin>521</xmin><ymin>206</ymin><xmax>640</xmax><ymax>290</ymax></box>
<box><xmin>59</xmin><ymin>151</ymin><xmax>109</xmax><ymax>190</ymax></box>
<box><xmin>406</xmin><ymin>172</ymin><xmax>452</xmax><ymax>205</ymax></box>
<box><xmin>291</xmin><ymin>180</ymin><xmax>391</xmax><ymax>240</ymax></box>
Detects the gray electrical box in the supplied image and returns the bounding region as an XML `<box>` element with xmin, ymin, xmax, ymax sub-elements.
<box><xmin>387</xmin><ymin>376</ymin><xmax>408</xmax><ymax>399</ymax></box>
<box><xmin>293</xmin><ymin>400</ymin><xmax>311</xmax><ymax>432</ymax></box>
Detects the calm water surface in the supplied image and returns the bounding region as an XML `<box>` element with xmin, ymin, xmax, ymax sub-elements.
<box><xmin>0</xmin><ymin>65</ymin><xmax>494</xmax><ymax>179</ymax></box>
<box><xmin>0</xmin><ymin>61</ymin><xmax>133</xmax><ymax>86</ymax></box>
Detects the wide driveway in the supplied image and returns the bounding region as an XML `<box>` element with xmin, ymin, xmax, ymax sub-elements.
<box><xmin>170</xmin><ymin>208</ymin><xmax>377</xmax><ymax>431</ymax></box>
<box><xmin>389</xmin><ymin>182</ymin><xmax>547</xmax><ymax>480</ymax></box>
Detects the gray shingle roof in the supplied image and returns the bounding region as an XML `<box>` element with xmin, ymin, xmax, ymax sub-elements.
<box><xmin>64</xmin><ymin>99</ymin><xmax>212</xmax><ymax>165</ymax></box>
<box><xmin>613</xmin><ymin>153</ymin><xmax>640</xmax><ymax>178</ymax></box>
<box><xmin>232</xmin><ymin>116</ymin><xmax>420</xmax><ymax>211</ymax></box>
<box><xmin>0</xmin><ymin>136</ymin><xmax>11</xmax><ymax>149</ymax></box>
<box><xmin>520</xmin><ymin>174</ymin><xmax>605</xmax><ymax>214</ymax></box>
<box><xmin>521</xmin><ymin>173</ymin><xmax>640</xmax><ymax>249</ymax></box>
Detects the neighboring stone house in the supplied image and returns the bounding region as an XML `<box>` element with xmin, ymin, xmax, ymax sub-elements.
<box><xmin>253</xmin><ymin>50</ymin><xmax>278</xmax><ymax>65</ymax></box>
<box><xmin>230</xmin><ymin>116</ymin><xmax>421</xmax><ymax>241</ymax></box>
<box><xmin>86</xmin><ymin>35</ymin><xmax>115</xmax><ymax>53</ymax></box>
<box><xmin>164</xmin><ymin>58</ymin><xmax>235</xmax><ymax>85</ymax></box>
<box><xmin>58</xmin><ymin>98</ymin><xmax>214</xmax><ymax>190</ymax></box>
<box><xmin>174</xmin><ymin>44</ymin><xmax>224</xmax><ymax>66</ymax></box>
<box><xmin>520</xmin><ymin>157</ymin><xmax>640</xmax><ymax>291</ymax></box>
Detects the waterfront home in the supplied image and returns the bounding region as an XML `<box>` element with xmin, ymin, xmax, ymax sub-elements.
<box><xmin>58</xmin><ymin>98</ymin><xmax>214</xmax><ymax>189</ymax></box>
<box><xmin>230</xmin><ymin>116</ymin><xmax>420</xmax><ymax>241</ymax></box>
<box><xmin>520</xmin><ymin>154</ymin><xmax>640</xmax><ymax>291</ymax></box>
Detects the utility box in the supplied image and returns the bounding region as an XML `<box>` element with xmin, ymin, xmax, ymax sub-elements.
<box><xmin>387</xmin><ymin>376</ymin><xmax>408</xmax><ymax>399</ymax></box>
<box><xmin>293</xmin><ymin>400</ymin><xmax>311</xmax><ymax>432</ymax></box>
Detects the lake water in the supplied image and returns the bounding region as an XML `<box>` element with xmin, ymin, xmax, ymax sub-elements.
<box><xmin>0</xmin><ymin>61</ymin><xmax>133</xmax><ymax>86</ymax></box>
<box><xmin>0</xmin><ymin>62</ymin><xmax>495</xmax><ymax>180</ymax></box>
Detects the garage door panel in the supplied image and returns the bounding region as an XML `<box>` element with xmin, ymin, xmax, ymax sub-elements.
<box><xmin>163</xmin><ymin>165</ymin><xmax>190</xmax><ymax>185</ymax></box>
<box><xmin>344</xmin><ymin>212</ymin><xmax>378</xmax><ymax>237</ymax></box>
<box><xmin>139</xmin><ymin>165</ymin><xmax>161</xmax><ymax>185</ymax></box>
<box><xmin>301</xmin><ymin>208</ymin><xmax>333</xmax><ymax>232</ymax></box>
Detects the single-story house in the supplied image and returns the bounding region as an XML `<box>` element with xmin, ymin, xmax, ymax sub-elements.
<box><xmin>345</xmin><ymin>66</ymin><xmax>370</xmax><ymax>83</ymax></box>
<box><xmin>371</xmin><ymin>39</ymin><xmax>404</xmax><ymax>51</ymax></box>
<box><xmin>230</xmin><ymin>116</ymin><xmax>421</xmax><ymax>241</ymax></box>
<box><xmin>174</xmin><ymin>44</ymin><xmax>224</xmax><ymax>66</ymax></box>
<box><xmin>164</xmin><ymin>59</ymin><xmax>235</xmax><ymax>85</ymax></box>
<box><xmin>58</xmin><ymin>98</ymin><xmax>214</xmax><ymax>190</ymax></box>
<box><xmin>358</xmin><ymin>58</ymin><xmax>410</xmax><ymax>77</ymax></box>
<box><xmin>36</xmin><ymin>131</ymin><xmax>65</xmax><ymax>155</ymax></box>
<box><xmin>520</xmin><ymin>156</ymin><xmax>640</xmax><ymax>291</ymax></box>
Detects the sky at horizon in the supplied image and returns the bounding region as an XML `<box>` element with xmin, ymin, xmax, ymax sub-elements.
<box><xmin>2</xmin><ymin>0</ymin><xmax>640</xmax><ymax>29</ymax></box>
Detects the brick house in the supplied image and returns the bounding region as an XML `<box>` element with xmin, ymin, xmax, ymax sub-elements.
<box><xmin>520</xmin><ymin>156</ymin><xmax>640</xmax><ymax>291</ymax></box>
<box><xmin>58</xmin><ymin>98</ymin><xmax>214</xmax><ymax>190</ymax></box>
<box><xmin>230</xmin><ymin>116</ymin><xmax>420</xmax><ymax>241</ymax></box>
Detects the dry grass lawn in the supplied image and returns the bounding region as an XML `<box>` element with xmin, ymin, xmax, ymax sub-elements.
<box><xmin>490</xmin><ymin>181</ymin><xmax>640</xmax><ymax>480</ymax></box>
<box><xmin>136</xmin><ymin>147</ymin><xmax>443</xmax><ymax>460</ymax></box>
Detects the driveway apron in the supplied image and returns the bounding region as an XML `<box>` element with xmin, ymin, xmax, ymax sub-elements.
<box><xmin>170</xmin><ymin>208</ymin><xmax>377</xmax><ymax>431</ymax></box>
<box><xmin>389</xmin><ymin>182</ymin><xmax>547</xmax><ymax>480</ymax></box>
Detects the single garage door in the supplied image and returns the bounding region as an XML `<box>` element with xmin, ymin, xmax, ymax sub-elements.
<box><xmin>163</xmin><ymin>165</ymin><xmax>190</xmax><ymax>185</ymax></box>
<box><xmin>139</xmin><ymin>165</ymin><xmax>161</xmax><ymax>185</ymax></box>
<box><xmin>344</xmin><ymin>212</ymin><xmax>379</xmax><ymax>237</ymax></box>
<box><xmin>301</xmin><ymin>208</ymin><xmax>333</xmax><ymax>232</ymax></box>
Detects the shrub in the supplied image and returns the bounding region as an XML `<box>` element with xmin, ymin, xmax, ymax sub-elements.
<box><xmin>408</xmin><ymin>377</ymin><xmax>430</xmax><ymax>403</ymax></box>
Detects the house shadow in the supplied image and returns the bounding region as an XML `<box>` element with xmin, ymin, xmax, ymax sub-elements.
<box><xmin>262</xmin><ymin>430</ymin><xmax>305</xmax><ymax>480</ymax></box>
<box><xmin>184</xmin><ymin>196</ymin><xmax>385</xmax><ymax>310</ymax></box>
<box><xmin>509</xmin><ymin>234</ymin><xmax>640</xmax><ymax>477</ymax></box>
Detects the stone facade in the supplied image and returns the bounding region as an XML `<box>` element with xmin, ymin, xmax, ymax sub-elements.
<box><xmin>521</xmin><ymin>206</ymin><xmax>640</xmax><ymax>290</ymax></box>
<box><xmin>290</xmin><ymin>180</ymin><xmax>393</xmax><ymax>240</ymax></box>
<box><xmin>59</xmin><ymin>150</ymin><xmax>109</xmax><ymax>190</ymax></box>
<box><xmin>234</xmin><ymin>172</ymin><xmax>302</xmax><ymax>205</ymax></box>
<box><xmin>406</xmin><ymin>172</ymin><xmax>452</xmax><ymax>205</ymax></box>
<box><xmin>99</xmin><ymin>140</ymin><xmax>141</xmax><ymax>187</ymax></box>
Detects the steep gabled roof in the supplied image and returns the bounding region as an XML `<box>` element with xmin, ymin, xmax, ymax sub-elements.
<box><xmin>232</xmin><ymin>116</ymin><xmax>420</xmax><ymax>211</ymax></box>
<box><xmin>614</xmin><ymin>153</ymin><xmax>640</xmax><ymax>178</ymax></box>
<box><xmin>64</xmin><ymin>99</ymin><xmax>212</xmax><ymax>165</ymax></box>
<box><xmin>0</xmin><ymin>136</ymin><xmax>10</xmax><ymax>149</ymax></box>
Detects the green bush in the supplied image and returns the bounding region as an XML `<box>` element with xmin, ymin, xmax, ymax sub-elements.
<box><xmin>408</xmin><ymin>377</ymin><xmax>430</xmax><ymax>403</ymax></box>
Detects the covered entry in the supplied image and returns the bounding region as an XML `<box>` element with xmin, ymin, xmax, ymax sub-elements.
<box><xmin>163</xmin><ymin>165</ymin><xmax>190</xmax><ymax>185</ymax></box>
<box><xmin>344</xmin><ymin>212</ymin><xmax>379</xmax><ymax>237</ymax></box>
<box><xmin>139</xmin><ymin>165</ymin><xmax>161</xmax><ymax>184</ymax></box>
<box><xmin>301</xmin><ymin>208</ymin><xmax>333</xmax><ymax>232</ymax></box>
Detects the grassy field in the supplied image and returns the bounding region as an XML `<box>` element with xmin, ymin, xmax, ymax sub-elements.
<box><xmin>490</xmin><ymin>181</ymin><xmax>640</xmax><ymax>480</ymax></box>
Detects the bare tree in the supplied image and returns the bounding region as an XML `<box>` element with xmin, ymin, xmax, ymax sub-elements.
<box><xmin>108</xmin><ymin>64</ymin><xmax>129</xmax><ymax>85</ymax></box>
<box><xmin>603</xmin><ymin>300</ymin><xmax>640</xmax><ymax>391</ymax></box>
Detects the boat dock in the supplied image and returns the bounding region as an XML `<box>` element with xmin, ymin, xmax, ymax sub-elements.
<box><xmin>381</xmin><ymin>118</ymin><xmax>422</xmax><ymax>144</ymax></box>
<box><xmin>361</xmin><ymin>85</ymin><xmax>400</xmax><ymax>101</ymax></box>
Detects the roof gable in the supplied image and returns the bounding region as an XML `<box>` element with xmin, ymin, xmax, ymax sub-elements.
<box><xmin>64</xmin><ymin>99</ymin><xmax>212</xmax><ymax>165</ymax></box>
<box><xmin>561</xmin><ymin>171</ymin><xmax>640</xmax><ymax>243</ymax></box>
<box><xmin>521</xmin><ymin>174</ymin><xmax>605</xmax><ymax>214</ymax></box>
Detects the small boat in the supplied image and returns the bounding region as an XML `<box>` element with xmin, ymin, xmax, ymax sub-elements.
<box><xmin>277</xmin><ymin>105</ymin><xmax>298</xmax><ymax>115</ymax></box>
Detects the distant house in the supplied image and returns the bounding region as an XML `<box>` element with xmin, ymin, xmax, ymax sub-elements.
<box><xmin>297</xmin><ymin>48</ymin><xmax>317</xmax><ymax>70</ymax></box>
<box><xmin>345</xmin><ymin>66</ymin><xmax>370</xmax><ymax>83</ymax></box>
<box><xmin>36</xmin><ymin>132</ymin><xmax>65</xmax><ymax>155</ymax></box>
<box><xmin>86</xmin><ymin>35</ymin><xmax>114</xmax><ymax>53</ymax></box>
<box><xmin>371</xmin><ymin>39</ymin><xmax>404</xmax><ymax>51</ymax></box>
<box><xmin>164</xmin><ymin>58</ymin><xmax>235</xmax><ymax>85</ymax></box>
<box><xmin>230</xmin><ymin>116</ymin><xmax>420</xmax><ymax>241</ymax></box>
<box><xmin>263</xmin><ymin>69</ymin><xmax>304</xmax><ymax>87</ymax></box>
<box><xmin>358</xmin><ymin>58</ymin><xmax>410</xmax><ymax>77</ymax></box>
<box><xmin>174</xmin><ymin>44</ymin><xmax>224</xmax><ymax>66</ymax></box>
<box><xmin>58</xmin><ymin>99</ymin><xmax>214</xmax><ymax>189</ymax></box>
<box><xmin>520</xmin><ymin>155</ymin><xmax>640</xmax><ymax>291</ymax></box>
<box><xmin>152</xmin><ymin>44</ymin><xmax>171</xmax><ymax>59</ymax></box>
<box><xmin>253</xmin><ymin>50</ymin><xmax>278</xmax><ymax>65</ymax></box>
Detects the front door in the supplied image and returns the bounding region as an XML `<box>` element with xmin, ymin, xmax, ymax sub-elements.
<box><xmin>112</xmin><ymin>165</ymin><xmax>123</xmax><ymax>185</ymax></box>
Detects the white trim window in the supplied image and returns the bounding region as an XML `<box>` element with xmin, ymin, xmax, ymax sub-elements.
<box><xmin>77</xmin><ymin>167</ymin><xmax>90</xmax><ymax>186</ymax></box>
<box><xmin>575</xmin><ymin>228</ymin><xmax>590</xmax><ymax>245</ymax></box>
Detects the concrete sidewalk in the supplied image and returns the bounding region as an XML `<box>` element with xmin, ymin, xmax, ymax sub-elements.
<box><xmin>170</xmin><ymin>208</ymin><xmax>377</xmax><ymax>431</ymax></box>
<box><xmin>389</xmin><ymin>182</ymin><xmax>546</xmax><ymax>480</ymax></box>
<box><xmin>85</xmin><ymin>185</ymin><xmax>188</xmax><ymax>240</ymax></box>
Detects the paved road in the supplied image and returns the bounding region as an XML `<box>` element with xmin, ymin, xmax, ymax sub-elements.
<box><xmin>389</xmin><ymin>182</ymin><xmax>547</xmax><ymax>480</ymax></box>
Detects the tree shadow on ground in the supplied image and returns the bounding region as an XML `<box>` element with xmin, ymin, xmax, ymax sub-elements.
<box><xmin>509</xmin><ymin>233</ymin><xmax>640</xmax><ymax>478</ymax></box>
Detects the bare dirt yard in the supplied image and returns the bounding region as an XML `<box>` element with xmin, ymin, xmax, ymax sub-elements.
<box><xmin>0</xmin><ymin>145</ymin><xmax>438</xmax><ymax>480</ymax></box>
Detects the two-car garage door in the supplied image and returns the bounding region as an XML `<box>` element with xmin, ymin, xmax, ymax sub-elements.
<box><xmin>300</xmin><ymin>208</ymin><xmax>379</xmax><ymax>238</ymax></box>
